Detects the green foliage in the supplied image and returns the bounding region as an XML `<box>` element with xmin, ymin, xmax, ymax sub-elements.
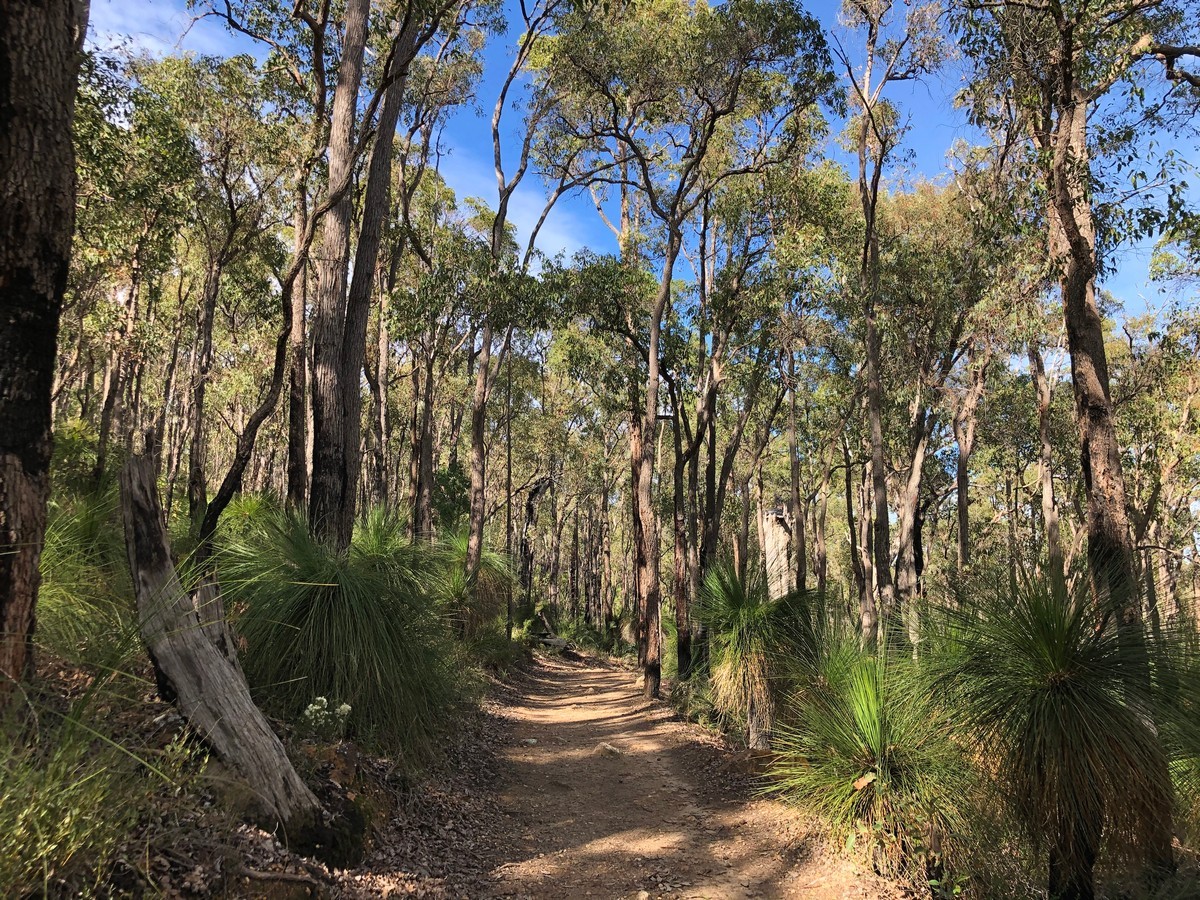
<box><xmin>0</xmin><ymin>725</ymin><xmax>140</xmax><ymax>896</ymax></box>
<box><xmin>694</xmin><ymin>562</ymin><xmax>835</xmax><ymax>744</ymax></box>
<box><xmin>220</xmin><ymin>509</ymin><xmax>461</xmax><ymax>755</ymax></box>
<box><xmin>695</xmin><ymin>563</ymin><xmax>779</xmax><ymax>738</ymax></box>
<box><xmin>432</xmin><ymin>461</ymin><xmax>470</xmax><ymax>532</ymax></box>
<box><xmin>37</xmin><ymin>488</ymin><xmax>136</xmax><ymax>667</ymax></box>
<box><xmin>770</xmin><ymin>635</ymin><xmax>972</xmax><ymax>881</ymax></box>
<box><xmin>435</xmin><ymin>527</ymin><xmax>513</xmax><ymax>639</ymax></box>
<box><xmin>934</xmin><ymin>578</ymin><xmax>1174</xmax><ymax>883</ymax></box>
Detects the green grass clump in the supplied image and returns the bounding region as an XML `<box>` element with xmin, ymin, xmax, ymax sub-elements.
<box><xmin>37</xmin><ymin>488</ymin><xmax>135</xmax><ymax>666</ymax></box>
<box><xmin>435</xmin><ymin>528</ymin><xmax>513</xmax><ymax>639</ymax></box>
<box><xmin>769</xmin><ymin>632</ymin><xmax>972</xmax><ymax>882</ymax></box>
<box><xmin>0</xmin><ymin>711</ymin><xmax>155</xmax><ymax>897</ymax></box>
<box><xmin>220</xmin><ymin>508</ymin><xmax>461</xmax><ymax>756</ymax></box>
<box><xmin>695</xmin><ymin>562</ymin><xmax>829</xmax><ymax>748</ymax></box>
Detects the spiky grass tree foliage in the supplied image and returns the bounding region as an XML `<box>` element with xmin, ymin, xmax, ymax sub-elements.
<box><xmin>770</xmin><ymin>632</ymin><xmax>971</xmax><ymax>881</ymax></box>
<box><xmin>37</xmin><ymin>489</ymin><xmax>136</xmax><ymax>664</ymax></box>
<box><xmin>936</xmin><ymin>580</ymin><xmax>1174</xmax><ymax>900</ymax></box>
<box><xmin>696</xmin><ymin>562</ymin><xmax>817</xmax><ymax>749</ymax></box>
<box><xmin>437</xmin><ymin>528</ymin><xmax>512</xmax><ymax>639</ymax></box>
<box><xmin>220</xmin><ymin>509</ymin><xmax>458</xmax><ymax>755</ymax></box>
<box><xmin>1156</xmin><ymin>618</ymin><xmax>1200</xmax><ymax>850</ymax></box>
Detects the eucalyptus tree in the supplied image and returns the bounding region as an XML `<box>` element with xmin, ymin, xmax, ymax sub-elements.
<box><xmin>955</xmin><ymin>6</ymin><xmax>1200</xmax><ymax>885</ymax></box>
<box><xmin>127</xmin><ymin>55</ymin><xmax>289</xmax><ymax>526</ymax></box>
<box><xmin>190</xmin><ymin>0</ymin><xmax>407</xmax><ymax>557</ymax></box>
<box><xmin>955</xmin><ymin>0</ymin><xmax>1198</xmax><ymax>626</ymax></box>
<box><xmin>832</xmin><ymin>0</ymin><xmax>946</xmax><ymax>643</ymax></box>
<box><xmin>0</xmin><ymin>0</ymin><xmax>89</xmax><ymax>697</ymax></box>
<box><xmin>537</xmin><ymin>0</ymin><xmax>833</xmax><ymax>696</ymax></box>
<box><xmin>65</xmin><ymin>55</ymin><xmax>198</xmax><ymax>484</ymax></box>
<box><xmin>305</xmin><ymin>0</ymin><xmax>470</xmax><ymax>552</ymax></box>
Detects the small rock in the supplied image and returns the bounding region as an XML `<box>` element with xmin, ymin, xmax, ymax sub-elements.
<box><xmin>636</xmin><ymin>892</ymin><xmax>651</xmax><ymax>900</ymax></box>
<box><xmin>592</xmin><ymin>742</ymin><xmax>622</xmax><ymax>757</ymax></box>
<box><xmin>521</xmin><ymin>738</ymin><xmax>538</xmax><ymax>745</ymax></box>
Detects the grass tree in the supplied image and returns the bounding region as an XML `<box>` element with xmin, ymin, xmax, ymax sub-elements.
<box><xmin>937</xmin><ymin>577</ymin><xmax>1187</xmax><ymax>899</ymax></box>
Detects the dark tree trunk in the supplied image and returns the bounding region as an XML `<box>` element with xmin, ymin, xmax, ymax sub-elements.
<box><xmin>336</xmin><ymin>42</ymin><xmax>412</xmax><ymax>539</ymax></box>
<box><xmin>0</xmin><ymin>0</ymin><xmax>86</xmax><ymax>695</ymax></box>
<box><xmin>187</xmin><ymin>267</ymin><xmax>221</xmax><ymax>528</ymax></box>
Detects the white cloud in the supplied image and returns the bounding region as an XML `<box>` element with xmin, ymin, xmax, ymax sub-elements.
<box><xmin>88</xmin><ymin>0</ymin><xmax>257</xmax><ymax>58</ymax></box>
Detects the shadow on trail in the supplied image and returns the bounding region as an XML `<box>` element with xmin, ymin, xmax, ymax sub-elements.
<box><xmin>476</xmin><ymin>656</ymin><xmax>881</xmax><ymax>900</ymax></box>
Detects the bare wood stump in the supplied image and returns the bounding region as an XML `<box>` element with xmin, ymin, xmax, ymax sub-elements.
<box><xmin>119</xmin><ymin>454</ymin><xmax>321</xmax><ymax>834</ymax></box>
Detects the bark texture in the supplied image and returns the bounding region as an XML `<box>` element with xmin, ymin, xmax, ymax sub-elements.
<box><xmin>0</xmin><ymin>0</ymin><xmax>87</xmax><ymax>695</ymax></box>
<box><xmin>120</xmin><ymin>455</ymin><xmax>321</xmax><ymax>831</ymax></box>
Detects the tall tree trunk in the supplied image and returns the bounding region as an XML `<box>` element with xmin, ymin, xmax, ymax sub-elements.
<box><xmin>634</xmin><ymin>236</ymin><xmax>680</xmax><ymax>699</ymax></box>
<box><xmin>954</xmin><ymin>355</ymin><xmax>987</xmax><ymax>571</ymax></box>
<box><xmin>308</xmin><ymin>0</ymin><xmax>369</xmax><ymax>551</ymax></box>
<box><xmin>0</xmin><ymin>0</ymin><xmax>86</xmax><ymax>695</ymax></box>
<box><xmin>844</xmin><ymin>440</ymin><xmax>870</xmax><ymax>636</ymax></box>
<box><xmin>1047</xmin><ymin>88</ymin><xmax>1174</xmax><ymax>883</ymax></box>
<box><xmin>787</xmin><ymin>358</ymin><xmax>806</xmax><ymax>592</ymax></box>
<box><xmin>1029</xmin><ymin>341</ymin><xmax>1065</xmax><ymax>593</ymax></box>
<box><xmin>286</xmin><ymin>189</ymin><xmax>309</xmax><ymax>509</ymax></box>
<box><xmin>894</xmin><ymin>411</ymin><xmax>932</xmax><ymax>604</ymax></box>
<box><xmin>672</xmin><ymin>411</ymin><xmax>693</xmax><ymax>679</ymax></box>
<box><xmin>336</xmin><ymin>43</ymin><xmax>412</xmax><ymax>541</ymax></box>
<box><xmin>187</xmin><ymin>265</ymin><xmax>221</xmax><ymax>528</ymax></box>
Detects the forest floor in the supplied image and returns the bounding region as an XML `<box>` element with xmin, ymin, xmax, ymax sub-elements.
<box><xmin>337</xmin><ymin>653</ymin><xmax>900</xmax><ymax>900</ymax></box>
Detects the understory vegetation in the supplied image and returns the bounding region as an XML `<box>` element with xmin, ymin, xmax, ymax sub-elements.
<box><xmin>3</xmin><ymin>0</ymin><xmax>1200</xmax><ymax>896</ymax></box>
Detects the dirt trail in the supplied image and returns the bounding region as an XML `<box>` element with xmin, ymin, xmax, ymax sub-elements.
<box><xmin>482</xmin><ymin>655</ymin><xmax>891</xmax><ymax>900</ymax></box>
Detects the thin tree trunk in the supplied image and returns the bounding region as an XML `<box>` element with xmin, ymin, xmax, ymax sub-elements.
<box><xmin>1030</xmin><ymin>342</ymin><xmax>1065</xmax><ymax>593</ymax></box>
<box><xmin>336</xmin><ymin>40</ymin><xmax>414</xmax><ymax>540</ymax></box>
<box><xmin>286</xmin><ymin>189</ymin><xmax>309</xmax><ymax>509</ymax></box>
<box><xmin>187</xmin><ymin>266</ymin><xmax>221</xmax><ymax>528</ymax></box>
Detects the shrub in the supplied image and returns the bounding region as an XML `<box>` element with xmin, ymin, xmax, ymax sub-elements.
<box><xmin>220</xmin><ymin>509</ymin><xmax>460</xmax><ymax>756</ymax></box>
<box><xmin>770</xmin><ymin>633</ymin><xmax>972</xmax><ymax>882</ymax></box>
<box><xmin>935</xmin><ymin>579</ymin><xmax>1175</xmax><ymax>899</ymax></box>
<box><xmin>37</xmin><ymin>488</ymin><xmax>136</xmax><ymax>666</ymax></box>
<box><xmin>434</xmin><ymin>528</ymin><xmax>513</xmax><ymax>639</ymax></box>
<box><xmin>695</xmin><ymin>562</ymin><xmax>827</xmax><ymax>749</ymax></box>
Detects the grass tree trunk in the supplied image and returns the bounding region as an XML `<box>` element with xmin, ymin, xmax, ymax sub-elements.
<box><xmin>0</xmin><ymin>0</ymin><xmax>87</xmax><ymax>697</ymax></box>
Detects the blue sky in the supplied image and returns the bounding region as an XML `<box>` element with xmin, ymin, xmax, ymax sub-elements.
<box><xmin>89</xmin><ymin>0</ymin><xmax>1194</xmax><ymax>317</ymax></box>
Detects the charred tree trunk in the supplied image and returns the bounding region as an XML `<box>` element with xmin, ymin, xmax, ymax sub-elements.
<box><xmin>0</xmin><ymin>0</ymin><xmax>86</xmax><ymax>695</ymax></box>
